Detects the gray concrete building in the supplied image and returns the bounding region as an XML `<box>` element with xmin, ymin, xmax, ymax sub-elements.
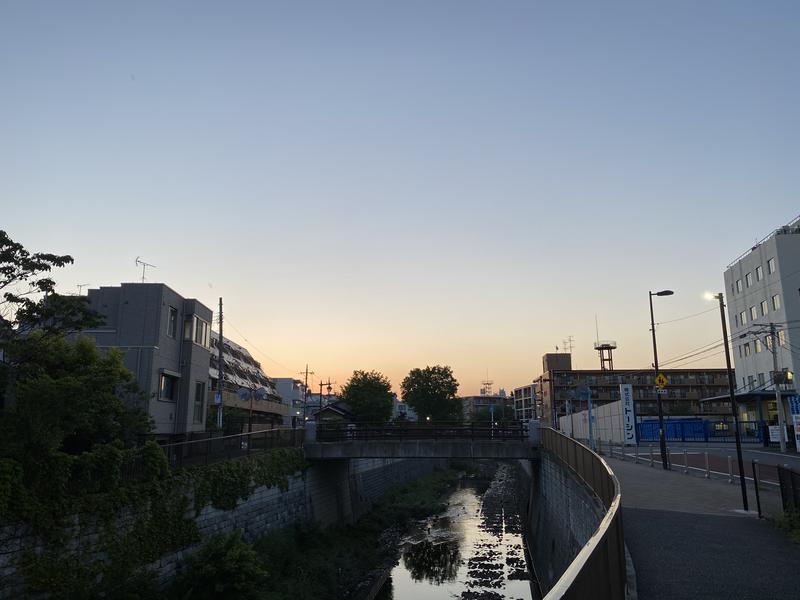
<box><xmin>84</xmin><ymin>283</ymin><xmax>213</xmax><ymax>436</ymax></box>
<box><xmin>723</xmin><ymin>214</ymin><xmax>799</xmax><ymax>421</ymax></box>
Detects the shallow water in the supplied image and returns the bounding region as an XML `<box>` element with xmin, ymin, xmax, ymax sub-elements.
<box><xmin>376</xmin><ymin>464</ymin><xmax>535</xmax><ymax>600</ymax></box>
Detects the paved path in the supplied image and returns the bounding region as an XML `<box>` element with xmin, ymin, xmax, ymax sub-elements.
<box><xmin>609</xmin><ymin>457</ymin><xmax>800</xmax><ymax>600</ymax></box>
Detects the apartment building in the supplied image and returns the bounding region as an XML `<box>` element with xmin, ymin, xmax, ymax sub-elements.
<box><xmin>84</xmin><ymin>283</ymin><xmax>213</xmax><ymax>435</ymax></box>
<box><xmin>538</xmin><ymin>353</ymin><xmax>730</xmax><ymax>428</ymax></box>
<box><xmin>209</xmin><ymin>332</ymin><xmax>288</xmax><ymax>429</ymax></box>
<box><xmin>511</xmin><ymin>383</ymin><xmax>538</xmax><ymax>421</ymax></box>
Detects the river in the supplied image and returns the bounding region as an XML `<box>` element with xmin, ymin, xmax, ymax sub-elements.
<box><xmin>375</xmin><ymin>463</ymin><xmax>536</xmax><ymax>600</ymax></box>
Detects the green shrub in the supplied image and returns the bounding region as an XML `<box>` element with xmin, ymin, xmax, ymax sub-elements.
<box><xmin>170</xmin><ymin>530</ymin><xmax>268</xmax><ymax>600</ymax></box>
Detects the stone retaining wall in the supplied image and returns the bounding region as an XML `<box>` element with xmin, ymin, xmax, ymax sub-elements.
<box><xmin>0</xmin><ymin>457</ymin><xmax>445</xmax><ymax>598</ymax></box>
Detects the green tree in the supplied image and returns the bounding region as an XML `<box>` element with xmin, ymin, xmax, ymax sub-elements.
<box><xmin>339</xmin><ymin>370</ymin><xmax>394</xmax><ymax>423</ymax></box>
<box><xmin>0</xmin><ymin>334</ymin><xmax>152</xmax><ymax>524</ymax></box>
<box><xmin>0</xmin><ymin>230</ymin><xmax>101</xmax><ymax>344</ymax></box>
<box><xmin>400</xmin><ymin>365</ymin><xmax>461</xmax><ymax>422</ymax></box>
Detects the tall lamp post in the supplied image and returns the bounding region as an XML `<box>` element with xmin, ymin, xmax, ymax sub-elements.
<box><xmin>649</xmin><ymin>289</ymin><xmax>674</xmax><ymax>470</ymax></box>
<box><xmin>706</xmin><ymin>292</ymin><xmax>749</xmax><ymax>511</ymax></box>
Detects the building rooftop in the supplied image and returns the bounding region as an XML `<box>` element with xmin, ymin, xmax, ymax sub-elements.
<box><xmin>726</xmin><ymin>214</ymin><xmax>800</xmax><ymax>268</ymax></box>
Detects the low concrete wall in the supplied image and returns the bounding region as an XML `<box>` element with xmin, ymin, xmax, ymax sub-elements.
<box><xmin>520</xmin><ymin>452</ymin><xmax>606</xmax><ymax>594</ymax></box>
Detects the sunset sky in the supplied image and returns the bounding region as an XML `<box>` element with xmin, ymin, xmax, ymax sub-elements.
<box><xmin>2</xmin><ymin>1</ymin><xmax>799</xmax><ymax>396</ymax></box>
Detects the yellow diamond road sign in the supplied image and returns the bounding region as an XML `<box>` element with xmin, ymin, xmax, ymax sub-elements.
<box><xmin>655</xmin><ymin>373</ymin><xmax>668</xmax><ymax>388</ymax></box>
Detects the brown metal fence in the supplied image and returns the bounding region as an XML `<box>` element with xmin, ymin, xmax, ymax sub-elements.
<box><xmin>777</xmin><ymin>465</ymin><xmax>800</xmax><ymax>512</ymax></box>
<box><xmin>540</xmin><ymin>427</ymin><xmax>626</xmax><ymax>600</ymax></box>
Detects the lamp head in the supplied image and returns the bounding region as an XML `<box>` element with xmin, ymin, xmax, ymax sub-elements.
<box><xmin>704</xmin><ymin>292</ymin><xmax>721</xmax><ymax>301</ymax></box>
<box><xmin>654</xmin><ymin>290</ymin><xmax>674</xmax><ymax>296</ymax></box>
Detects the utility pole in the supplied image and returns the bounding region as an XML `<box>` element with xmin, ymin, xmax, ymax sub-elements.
<box><xmin>717</xmin><ymin>293</ymin><xmax>748</xmax><ymax>511</ymax></box>
<box><xmin>299</xmin><ymin>365</ymin><xmax>314</xmax><ymax>422</ymax></box>
<box><xmin>217</xmin><ymin>297</ymin><xmax>224</xmax><ymax>431</ymax></box>
<box><xmin>770</xmin><ymin>323</ymin><xmax>788</xmax><ymax>453</ymax></box>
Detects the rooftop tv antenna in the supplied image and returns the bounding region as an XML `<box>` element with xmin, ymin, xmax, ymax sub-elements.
<box><xmin>135</xmin><ymin>257</ymin><xmax>157</xmax><ymax>283</ymax></box>
<box><xmin>76</xmin><ymin>283</ymin><xmax>90</xmax><ymax>295</ymax></box>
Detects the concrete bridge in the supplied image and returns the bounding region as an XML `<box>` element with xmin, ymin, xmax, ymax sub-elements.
<box><xmin>304</xmin><ymin>421</ymin><xmax>540</xmax><ymax>460</ymax></box>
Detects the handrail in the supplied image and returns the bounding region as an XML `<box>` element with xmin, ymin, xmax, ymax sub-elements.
<box><xmin>540</xmin><ymin>427</ymin><xmax>626</xmax><ymax>600</ymax></box>
<box><xmin>158</xmin><ymin>426</ymin><xmax>297</xmax><ymax>449</ymax></box>
<box><xmin>315</xmin><ymin>421</ymin><xmax>526</xmax><ymax>442</ymax></box>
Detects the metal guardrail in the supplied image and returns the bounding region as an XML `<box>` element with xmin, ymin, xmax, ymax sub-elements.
<box><xmin>315</xmin><ymin>421</ymin><xmax>526</xmax><ymax>442</ymax></box>
<box><xmin>541</xmin><ymin>427</ymin><xmax>625</xmax><ymax>600</ymax></box>
<box><xmin>777</xmin><ymin>464</ymin><xmax>800</xmax><ymax>512</ymax></box>
<box><xmin>158</xmin><ymin>427</ymin><xmax>304</xmax><ymax>470</ymax></box>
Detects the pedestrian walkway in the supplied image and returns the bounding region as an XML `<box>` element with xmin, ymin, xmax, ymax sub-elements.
<box><xmin>610</xmin><ymin>457</ymin><xmax>800</xmax><ymax>600</ymax></box>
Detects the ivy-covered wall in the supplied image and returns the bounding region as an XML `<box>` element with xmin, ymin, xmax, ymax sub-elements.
<box><xmin>0</xmin><ymin>451</ymin><xmax>442</xmax><ymax>599</ymax></box>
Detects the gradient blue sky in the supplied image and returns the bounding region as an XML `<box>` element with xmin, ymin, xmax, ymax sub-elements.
<box><xmin>2</xmin><ymin>1</ymin><xmax>799</xmax><ymax>395</ymax></box>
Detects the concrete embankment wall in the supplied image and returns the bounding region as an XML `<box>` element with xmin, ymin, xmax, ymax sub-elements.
<box><xmin>519</xmin><ymin>451</ymin><xmax>605</xmax><ymax>594</ymax></box>
<box><xmin>0</xmin><ymin>457</ymin><xmax>445</xmax><ymax>598</ymax></box>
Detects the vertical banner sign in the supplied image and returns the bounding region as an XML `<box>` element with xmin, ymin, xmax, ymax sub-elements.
<box><xmin>621</xmin><ymin>384</ymin><xmax>637</xmax><ymax>446</ymax></box>
<box><xmin>789</xmin><ymin>396</ymin><xmax>800</xmax><ymax>447</ymax></box>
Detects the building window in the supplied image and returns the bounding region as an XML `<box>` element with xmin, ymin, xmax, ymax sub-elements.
<box><xmin>772</xmin><ymin>294</ymin><xmax>781</xmax><ymax>311</ymax></box>
<box><xmin>745</xmin><ymin>272</ymin><xmax>753</xmax><ymax>287</ymax></box>
<box><xmin>755</xmin><ymin>338</ymin><xmax>762</xmax><ymax>353</ymax></box>
<box><xmin>167</xmin><ymin>307</ymin><xmax>178</xmax><ymax>338</ymax></box>
<box><xmin>739</xmin><ymin>310</ymin><xmax>747</xmax><ymax>325</ymax></box>
<box><xmin>185</xmin><ymin>315</ymin><xmax>210</xmax><ymax>347</ymax></box>
<box><xmin>193</xmin><ymin>381</ymin><xmax>206</xmax><ymax>423</ymax></box>
<box><xmin>736</xmin><ymin>279</ymin><xmax>743</xmax><ymax>293</ymax></box>
<box><xmin>738</xmin><ymin>345</ymin><xmax>743</xmax><ymax>358</ymax></box>
<box><xmin>767</xmin><ymin>257</ymin><xmax>776</xmax><ymax>274</ymax></box>
<box><xmin>749</xmin><ymin>306</ymin><xmax>757</xmax><ymax>321</ymax></box>
<box><xmin>758</xmin><ymin>372</ymin><xmax>765</xmax><ymax>386</ymax></box>
<box><xmin>756</xmin><ymin>266</ymin><xmax>763</xmax><ymax>281</ymax></box>
<box><xmin>747</xmin><ymin>375</ymin><xmax>755</xmax><ymax>390</ymax></box>
<box><xmin>159</xmin><ymin>374</ymin><xmax>178</xmax><ymax>402</ymax></box>
<box><xmin>744</xmin><ymin>343</ymin><xmax>751</xmax><ymax>357</ymax></box>
<box><xmin>761</xmin><ymin>300</ymin><xmax>768</xmax><ymax>316</ymax></box>
<box><xmin>778</xmin><ymin>330</ymin><xmax>786</xmax><ymax>347</ymax></box>
<box><xmin>766</xmin><ymin>335</ymin><xmax>773</xmax><ymax>351</ymax></box>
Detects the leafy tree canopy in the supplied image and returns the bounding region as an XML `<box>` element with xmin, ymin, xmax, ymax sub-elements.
<box><xmin>339</xmin><ymin>370</ymin><xmax>394</xmax><ymax>423</ymax></box>
<box><xmin>0</xmin><ymin>229</ymin><xmax>101</xmax><ymax>349</ymax></box>
<box><xmin>400</xmin><ymin>365</ymin><xmax>461</xmax><ymax>422</ymax></box>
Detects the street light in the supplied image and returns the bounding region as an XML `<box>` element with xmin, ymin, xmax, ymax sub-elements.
<box><xmin>706</xmin><ymin>292</ymin><xmax>749</xmax><ymax>512</ymax></box>
<box><xmin>649</xmin><ymin>289</ymin><xmax>674</xmax><ymax>470</ymax></box>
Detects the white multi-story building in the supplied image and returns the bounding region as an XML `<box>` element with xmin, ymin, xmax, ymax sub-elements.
<box><xmin>512</xmin><ymin>383</ymin><xmax>538</xmax><ymax>421</ymax></box>
<box><xmin>723</xmin><ymin>215</ymin><xmax>799</xmax><ymax>416</ymax></box>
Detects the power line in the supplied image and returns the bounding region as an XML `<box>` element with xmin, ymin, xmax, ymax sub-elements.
<box><xmin>220</xmin><ymin>316</ymin><xmax>296</xmax><ymax>374</ymax></box>
<box><xmin>656</xmin><ymin>306</ymin><xmax>718</xmax><ymax>326</ymax></box>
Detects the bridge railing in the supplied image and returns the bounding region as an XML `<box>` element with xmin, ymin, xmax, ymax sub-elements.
<box><xmin>315</xmin><ymin>421</ymin><xmax>526</xmax><ymax>442</ymax></box>
<box><xmin>541</xmin><ymin>427</ymin><xmax>625</xmax><ymax>600</ymax></box>
<box><xmin>142</xmin><ymin>428</ymin><xmax>305</xmax><ymax>473</ymax></box>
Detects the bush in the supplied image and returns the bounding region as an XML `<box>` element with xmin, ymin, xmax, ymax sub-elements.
<box><xmin>171</xmin><ymin>530</ymin><xmax>268</xmax><ymax>600</ymax></box>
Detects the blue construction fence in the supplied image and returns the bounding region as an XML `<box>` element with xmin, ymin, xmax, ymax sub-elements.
<box><xmin>636</xmin><ymin>418</ymin><xmax>764</xmax><ymax>444</ymax></box>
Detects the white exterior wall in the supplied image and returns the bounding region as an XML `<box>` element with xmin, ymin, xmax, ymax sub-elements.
<box><xmin>723</xmin><ymin>220</ymin><xmax>800</xmax><ymax>395</ymax></box>
<box><xmin>558</xmin><ymin>400</ymin><xmax>627</xmax><ymax>445</ymax></box>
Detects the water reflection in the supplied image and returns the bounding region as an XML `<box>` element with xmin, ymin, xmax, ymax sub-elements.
<box><xmin>377</xmin><ymin>465</ymin><xmax>534</xmax><ymax>600</ymax></box>
<box><xmin>401</xmin><ymin>538</ymin><xmax>461</xmax><ymax>584</ymax></box>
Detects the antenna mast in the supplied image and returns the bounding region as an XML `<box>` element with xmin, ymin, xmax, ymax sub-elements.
<box><xmin>135</xmin><ymin>257</ymin><xmax>157</xmax><ymax>283</ymax></box>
